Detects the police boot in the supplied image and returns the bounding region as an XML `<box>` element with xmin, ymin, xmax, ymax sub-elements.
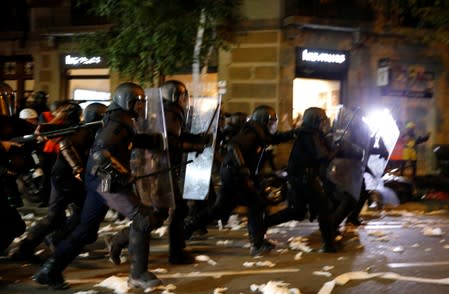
<box><xmin>32</xmin><ymin>256</ymin><xmax>69</xmax><ymax>289</ymax></box>
<box><xmin>250</xmin><ymin>239</ymin><xmax>275</xmax><ymax>256</ymax></box>
<box><xmin>318</xmin><ymin>218</ymin><xmax>338</xmax><ymax>253</ymax></box>
<box><xmin>169</xmin><ymin>218</ymin><xmax>194</xmax><ymax>265</ymax></box>
<box><xmin>105</xmin><ymin>227</ymin><xmax>129</xmax><ymax>265</ymax></box>
<box><xmin>128</xmin><ymin>228</ymin><xmax>162</xmax><ymax>289</ymax></box>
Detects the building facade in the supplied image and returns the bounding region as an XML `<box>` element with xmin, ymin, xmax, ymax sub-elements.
<box><xmin>1</xmin><ymin>0</ymin><xmax>448</xmax><ymax>174</ymax></box>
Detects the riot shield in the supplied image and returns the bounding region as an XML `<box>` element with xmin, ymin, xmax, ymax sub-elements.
<box><xmin>182</xmin><ymin>94</ymin><xmax>223</xmax><ymax>200</ymax></box>
<box><xmin>130</xmin><ymin>88</ymin><xmax>174</xmax><ymax>208</ymax></box>
<box><xmin>363</xmin><ymin>110</ymin><xmax>400</xmax><ymax>190</ymax></box>
<box><xmin>327</xmin><ymin>107</ymin><xmax>372</xmax><ymax>200</ymax></box>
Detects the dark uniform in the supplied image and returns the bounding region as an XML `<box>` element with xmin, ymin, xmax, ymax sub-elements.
<box><xmin>12</xmin><ymin>103</ymin><xmax>106</xmax><ymax>261</ymax></box>
<box><xmin>105</xmin><ymin>80</ymin><xmax>210</xmax><ymax>265</ymax></box>
<box><xmin>162</xmin><ymin>80</ymin><xmax>211</xmax><ymax>264</ymax></box>
<box><xmin>32</xmin><ymin>83</ymin><xmax>166</xmax><ymax>290</ymax></box>
<box><xmin>265</xmin><ymin>107</ymin><xmax>338</xmax><ymax>252</ymax></box>
<box><xmin>185</xmin><ymin>105</ymin><xmax>295</xmax><ymax>256</ymax></box>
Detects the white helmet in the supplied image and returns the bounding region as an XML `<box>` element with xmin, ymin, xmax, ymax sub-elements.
<box><xmin>19</xmin><ymin>108</ymin><xmax>38</xmax><ymax>120</ymax></box>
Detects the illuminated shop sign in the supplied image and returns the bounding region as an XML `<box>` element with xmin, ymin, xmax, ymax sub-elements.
<box><xmin>295</xmin><ymin>47</ymin><xmax>349</xmax><ymax>78</ymax></box>
<box><xmin>65</xmin><ymin>55</ymin><xmax>101</xmax><ymax>65</ymax></box>
<box><xmin>301</xmin><ymin>49</ymin><xmax>346</xmax><ymax>64</ymax></box>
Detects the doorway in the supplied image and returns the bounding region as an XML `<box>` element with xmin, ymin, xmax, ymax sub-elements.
<box><xmin>292</xmin><ymin>77</ymin><xmax>341</xmax><ymax>125</ymax></box>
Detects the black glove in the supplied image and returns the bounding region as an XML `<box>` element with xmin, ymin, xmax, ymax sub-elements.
<box><xmin>199</xmin><ymin>132</ymin><xmax>213</xmax><ymax>147</ymax></box>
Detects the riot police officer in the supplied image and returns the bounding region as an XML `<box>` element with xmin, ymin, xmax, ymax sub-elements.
<box><xmin>161</xmin><ymin>80</ymin><xmax>212</xmax><ymax>264</ymax></box>
<box><xmin>32</xmin><ymin>82</ymin><xmax>166</xmax><ymax>289</ymax></box>
<box><xmin>265</xmin><ymin>107</ymin><xmax>338</xmax><ymax>252</ymax></box>
<box><xmin>11</xmin><ymin>103</ymin><xmax>107</xmax><ymax>261</ymax></box>
<box><xmin>185</xmin><ymin>105</ymin><xmax>295</xmax><ymax>256</ymax></box>
<box><xmin>105</xmin><ymin>80</ymin><xmax>210</xmax><ymax>265</ymax></box>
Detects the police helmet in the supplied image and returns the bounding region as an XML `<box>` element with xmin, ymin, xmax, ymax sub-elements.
<box><xmin>160</xmin><ymin>80</ymin><xmax>189</xmax><ymax>104</ymax></box>
<box><xmin>111</xmin><ymin>82</ymin><xmax>145</xmax><ymax>112</ymax></box>
<box><xmin>83</xmin><ymin>102</ymin><xmax>107</xmax><ymax>123</ymax></box>
<box><xmin>250</xmin><ymin>105</ymin><xmax>278</xmax><ymax>135</ymax></box>
<box><xmin>302</xmin><ymin>107</ymin><xmax>328</xmax><ymax>130</ymax></box>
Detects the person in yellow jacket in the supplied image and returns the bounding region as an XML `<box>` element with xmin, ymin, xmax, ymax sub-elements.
<box><xmin>401</xmin><ymin>121</ymin><xmax>430</xmax><ymax>177</ymax></box>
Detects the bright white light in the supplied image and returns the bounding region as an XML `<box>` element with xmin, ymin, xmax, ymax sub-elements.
<box><xmin>363</xmin><ymin>108</ymin><xmax>395</xmax><ymax>136</ymax></box>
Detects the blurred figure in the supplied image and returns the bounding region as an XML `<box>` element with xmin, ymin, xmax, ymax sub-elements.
<box><xmin>31</xmin><ymin>91</ymin><xmax>50</xmax><ymax>121</ymax></box>
<box><xmin>400</xmin><ymin>121</ymin><xmax>430</xmax><ymax>178</ymax></box>
<box><xmin>265</xmin><ymin>107</ymin><xmax>338</xmax><ymax>252</ymax></box>
<box><xmin>0</xmin><ymin>140</ymin><xmax>26</xmax><ymax>254</ymax></box>
<box><xmin>33</xmin><ymin>82</ymin><xmax>167</xmax><ymax>290</ymax></box>
<box><xmin>185</xmin><ymin>105</ymin><xmax>296</xmax><ymax>256</ymax></box>
<box><xmin>11</xmin><ymin>103</ymin><xmax>106</xmax><ymax>262</ymax></box>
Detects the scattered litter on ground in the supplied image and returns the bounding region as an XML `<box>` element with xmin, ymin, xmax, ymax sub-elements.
<box><xmin>250</xmin><ymin>280</ymin><xmax>301</xmax><ymax>294</ymax></box>
<box><xmin>195</xmin><ymin>254</ymin><xmax>217</xmax><ymax>265</ymax></box>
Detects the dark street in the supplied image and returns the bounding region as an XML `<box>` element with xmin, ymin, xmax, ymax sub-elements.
<box><xmin>1</xmin><ymin>202</ymin><xmax>449</xmax><ymax>294</ymax></box>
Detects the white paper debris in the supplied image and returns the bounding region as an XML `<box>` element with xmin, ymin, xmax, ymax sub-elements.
<box><xmin>294</xmin><ymin>252</ymin><xmax>303</xmax><ymax>261</ymax></box>
<box><xmin>392</xmin><ymin>246</ymin><xmax>404</xmax><ymax>252</ymax></box>
<box><xmin>313</xmin><ymin>271</ymin><xmax>332</xmax><ymax>278</ymax></box>
<box><xmin>95</xmin><ymin>276</ymin><xmax>129</xmax><ymax>294</ymax></box>
<box><xmin>195</xmin><ymin>255</ymin><xmax>217</xmax><ymax>265</ymax></box>
<box><xmin>422</xmin><ymin>227</ymin><xmax>443</xmax><ymax>236</ymax></box>
<box><xmin>243</xmin><ymin>261</ymin><xmax>276</xmax><ymax>268</ymax></box>
<box><xmin>73</xmin><ymin>291</ymin><xmax>99</xmax><ymax>294</ymax></box>
<box><xmin>288</xmin><ymin>237</ymin><xmax>312</xmax><ymax>253</ymax></box>
<box><xmin>152</xmin><ymin>226</ymin><xmax>168</xmax><ymax>238</ymax></box>
<box><xmin>144</xmin><ymin>284</ymin><xmax>176</xmax><ymax>293</ymax></box>
<box><xmin>213</xmin><ymin>287</ymin><xmax>228</xmax><ymax>294</ymax></box>
<box><xmin>250</xmin><ymin>280</ymin><xmax>301</xmax><ymax>294</ymax></box>
<box><xmin>317</xmin><ymin>271</ymin><xmax>449</xmax><ymax>294</ymax></box>
<box><xmin>79</xmin><ymin>252</ymin><xmax>90</xmax><ymax>258</ymax></box>
<box><xmin>216</xmin><ymin>240</ymin><xmax>233</xmax><ymax>246</ymax></box>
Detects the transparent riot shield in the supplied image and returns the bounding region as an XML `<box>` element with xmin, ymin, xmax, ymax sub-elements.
<box><xmin>363</xmin><ymin>110</ymin><xmax>400</xmax><ymax>190</ymax></box>
<box><xmin>327</xmin><ymin>106</ymin><xmax>372</xmax><ymax>200</ymax></box>
<box><xmin>182</xmin><ymin>94</ymin><xmax>222</xmax><ymax>200</ymax></box>
<box><xmin>130</xmin><ymin>88</ymin><xmax>174</xmax><ymax>208</ymax></box>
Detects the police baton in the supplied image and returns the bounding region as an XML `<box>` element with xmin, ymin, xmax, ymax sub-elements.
<box><xmin>134</xmin><ymin>159</ymin><xmax>194</xmax><ymax>181</ymax></box>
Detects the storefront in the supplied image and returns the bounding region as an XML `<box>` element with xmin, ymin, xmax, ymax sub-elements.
<box><xmin>293</xmin><ymin>47</ymin><xmax>349</xmax><ymax>124</ymax></box>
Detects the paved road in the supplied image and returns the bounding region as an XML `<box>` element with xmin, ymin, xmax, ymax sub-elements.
<box><xmin>1</xmin><ymin>204</ymin><xmax>449</xmax><ymax>294</ymax></box>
